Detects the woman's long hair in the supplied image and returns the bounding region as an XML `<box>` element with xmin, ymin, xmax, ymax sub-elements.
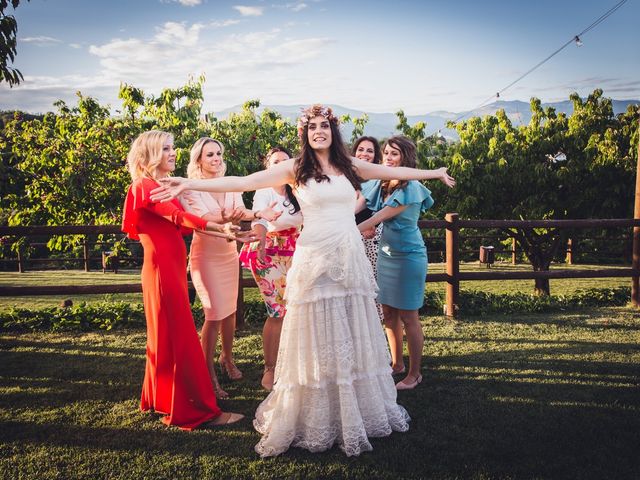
<box><xmin>126</xmin><ymin>130</ymin><xmax>173</xmax><ymax>181</ymax></box>
<box><xmin>187</xmin><ymin>137</ymin><xmax>225</xmax><ymax>179</ymax></box>
<box><xmin>381</xmin><ymin>135</ymin><xmax>417</xmax><ymax>196</ymax></box>
<box><xmin>263</xmin><ymin>146</ymin><xmax>300</xmax><ymax>214</ymax></box>
<box><xmin>294</xmin><ymin>107</ymin><xmax>361</xmax><ymax>191</ymax></box>
<box><xmin>351</xmin><ymin>136</ymin><xmax>382</xmax><ymax>165</ymax></box>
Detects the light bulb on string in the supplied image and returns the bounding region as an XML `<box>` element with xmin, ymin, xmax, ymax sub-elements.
<box><xmin>574</xmin><ymin>35</ymin><xmax>583</xmax><ymax>47</ymax></box>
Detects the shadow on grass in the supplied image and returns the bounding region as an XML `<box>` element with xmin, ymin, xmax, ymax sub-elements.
<box><xmin>0</xmin><ymin>419</ymin><xmax>258</xmax><ymax>459</ymax></box>
<box><xmin>0</xmin><ymin>318</ymin><xmax>639</xmax><ymax>479</ymax></box>
<box><xmin>457</xmin><ymin>310</ymin><xmax>640</xmax><ymax>331</ymax></box>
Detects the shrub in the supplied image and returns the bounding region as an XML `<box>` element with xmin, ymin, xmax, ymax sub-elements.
<box><xmin>420</xmin><ymin>286</ymin><xmax>630</xmax><ymax>316</ymax></box>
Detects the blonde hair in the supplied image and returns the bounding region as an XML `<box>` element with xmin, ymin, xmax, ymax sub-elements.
<box><xmin>126</xmin><ymin>130</ymin><xmax>173</xmax><ymax>181</ymax></box>
<box><xmin>187</xmin><ymin>137</ymin><xmax>225</xmax><ymax>179</ymax></box>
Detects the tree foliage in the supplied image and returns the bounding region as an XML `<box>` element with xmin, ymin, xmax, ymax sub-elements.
<box><xmin>0</xmin><ymin>0</ymin><xmax>29</xmax><ymax>87</ymax></box>
<box><xmin>0</xmin><ymin>78</ymin><xmax>299</xmax><ymax>253</ymax></box>
<box><xmin>443</xmin><ymin>89</ymin><xmax>639</xmax><ymax>294</ymax></box>
<box><xmin>1</xmin><ymin>82</ymin><xmax>637</xmax><ymax>297</ymax></box>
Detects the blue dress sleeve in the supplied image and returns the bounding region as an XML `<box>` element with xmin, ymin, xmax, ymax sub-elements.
<box><xmin>382</xmin><ymin>181</ymin><xmax>434</xmax><ymax>213</ymax></box>
<box><xmin>363</xmin><ymin>180</ymin><xmax>383</xmax><ymax>211</ymax></box>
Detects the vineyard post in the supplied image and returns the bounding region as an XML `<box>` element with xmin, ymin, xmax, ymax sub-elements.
<box><xmin>445</xmin><ymin>213</ymin><xmax>460</xmax><ymax>317</ymax></box>
<box><xmin>83</xmin><ymin>238</ymin><xmax>90</xmax><ymax>272</ymax></box>
<box><xmin>633</xmin><ymin>113</ymin><xmax>640</xmax><ymax>306</ymax></box>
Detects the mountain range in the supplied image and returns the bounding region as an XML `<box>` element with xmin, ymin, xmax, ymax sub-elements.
<box><xmin>215</xmin><ymin>99</ymin><xmax>640</xmax><ymax>140</ymax></box>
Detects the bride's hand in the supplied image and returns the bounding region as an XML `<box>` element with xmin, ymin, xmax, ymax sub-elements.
<box><xmin>438</xmin><ymin>167</ymin><xmax>456</xmax><ymax>188</ymax></box>
<box><xmin>232</xmin><ymin>229</ymin><xmax>259</xmax><ymax>243</ymax></box>
<box><xmin>150</xmin><ymin>177</ymin><xmax>188</xmax><ymax>202</ymax></box>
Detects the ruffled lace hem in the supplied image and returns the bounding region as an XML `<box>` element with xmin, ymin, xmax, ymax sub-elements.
<box><xmin>254</xmin><ymin>379</ymin><xmax>411</xmax><ymax>457</ymax></box>
<box><xmin>253</xmin><ymin>291</ymin><xmax>410</xmax><ymax>457</ymax></box>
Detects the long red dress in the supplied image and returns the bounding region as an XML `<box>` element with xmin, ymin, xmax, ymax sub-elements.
<box><xmin>122</xmin><ymin>177</ymin><xmax>222</xmax><ymax>430</ymax></box>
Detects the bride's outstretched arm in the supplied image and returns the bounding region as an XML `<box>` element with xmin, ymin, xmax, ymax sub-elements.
<box><xmin>150</xmin><ymin>161</ymin><xmax>295</xmax><ymax>202</ymax></box>
<box><xmin>352</xmin><ymin>157</ymin><xmax>456</xmax><ymax>188</ymax></box>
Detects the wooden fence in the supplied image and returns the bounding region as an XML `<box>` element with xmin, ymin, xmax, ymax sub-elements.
<box><xmin>1</xmin><ymin>217</ymin><xmax>639</xmax><ymax>320</ymax></box>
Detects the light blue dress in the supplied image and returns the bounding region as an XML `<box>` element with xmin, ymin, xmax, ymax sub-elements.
<box><xmin>365</xmin><ymin>180</ymin><xmax>434</xmax><ymax>310</ymax></box>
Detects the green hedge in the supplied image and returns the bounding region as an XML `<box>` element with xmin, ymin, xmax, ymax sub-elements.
<box><xmin>420</xmin><ymin>286</ymin><xmax>630</xmax><ymax>316</ymax></box>
<box><xmin>0</xmin><ymin>299</ymin><xmax>269</xmax><ymax>332</ymax></box>
<box><xmin>0</xmin><ymin>287</ymin><xmax>631</xmax><ymax>332</ymax></box>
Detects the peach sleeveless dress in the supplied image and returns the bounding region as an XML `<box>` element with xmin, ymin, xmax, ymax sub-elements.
<box><xmin>180</xmin><ymin>191</ymin><xmax>244</xmax><ymax>321</ymax></box>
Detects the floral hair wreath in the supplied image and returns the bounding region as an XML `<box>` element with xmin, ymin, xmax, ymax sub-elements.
<box><xmin>297</xmin><ymin>104</ymin><xmax>339</xmax><ymax>139</ymax></box>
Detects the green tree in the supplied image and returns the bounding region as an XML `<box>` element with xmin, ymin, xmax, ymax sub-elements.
<box><xmin>0</xmin><ymin>0</ymin><xmax>29</xmax><ymax>86</ymax></box>
<box><xmin>444</xmin><ymin>89</ymin><xmax>639</xmax><ymax>295</ymax></box>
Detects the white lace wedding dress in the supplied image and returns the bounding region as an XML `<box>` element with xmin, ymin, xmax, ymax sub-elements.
<box><xmin>253</xmin><ymin>174</ymin><xmax>411</xmax><ymax>457</ymax></box>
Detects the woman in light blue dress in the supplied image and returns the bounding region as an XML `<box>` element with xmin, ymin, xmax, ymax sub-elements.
<box><xmin>358</xmin><ymin>135</ymin><xmax>434</xmax><ymax>390</ymax></box>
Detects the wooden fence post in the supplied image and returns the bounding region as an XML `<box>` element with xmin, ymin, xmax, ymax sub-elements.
<box><xmin>633</xmin><ymin>114</ymin><xmax>640</xmax><ymax>307</ymax></box>
<box><xmin>17</xmin><ymin>249</ymin><xmax>24</xmax><ymax>273</ymax></box>
<box><xmin>445</xmin><ymin>213</ymin><xmax>459</xmax><ymax>317</ymax></box>
<box><xmin>511</xmin><ymin>237</ymin><xmax>517</xmax><ymax>265</ymax></box>
<box><xmin>83</xmin><ymin>238</ymin><xmax>90</xmax><ymax>272</ymax></box>
<box><xmin>566</xmin><ymin>238</ymin><xmax>573</xmax><ymax>265</ymax></box>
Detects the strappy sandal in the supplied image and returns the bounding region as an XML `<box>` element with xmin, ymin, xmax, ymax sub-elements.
<box><xmin>211</xmin><ymin>375</ymin><xmax>229</xmax><ymax>400</ymax></box>
<box><xmin>261</xmin><ymin>365</ymin><xmax>275</xmax><ymax>391</ymax></box>
<box><xmin>219</xmin><ymin>357</ymin><xmax>243</xmax><ymax>381</ymax></box>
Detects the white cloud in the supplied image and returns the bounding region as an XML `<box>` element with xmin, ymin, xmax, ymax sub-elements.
<box><xmin>272</xmin><ymin>2</ymin><xmax>309</xmax><ymax>12</ymax></box>
<box><xmin>233</xmin><ymin>5</ymin><xmax>264</xmax><ymax>16</ymax></box>
<box><xmin>84</xmin><ymin>22</ymin><xmax>332</xmax><ymax>94</ymax></box>
<box><xmin>69</xmin><ymin>43</ymin><xmax>82</xmax><ymax>49</ymax></box>
<box><xmin>3</xmin><ymin>20</ymin><xmax>341</xmax><ymax>114</ymax></box>
<box><xmin>154</xmin><ymin>21</ymin><xmax>204</xmax><ymax>46</ymax></box>
<box><xmin>20</xmin><ymin>36</ymin><xmax>62</xmax><ymax>46</ymax></box>
<box><xmin>163</xmin><ymin>0</ymin><xmax>203</xmax><ymax>5</ymax></box>
<box><xmin>210</xmin><ymin>19</ymin><xmax>241</xmax><ymax>28</ymax></box>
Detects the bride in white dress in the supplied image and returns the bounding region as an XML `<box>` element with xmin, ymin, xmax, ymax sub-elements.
<box><xmin>150</xmin><ymin>105</ymin><xmax>455</xmax><ymax>457</ymax></box>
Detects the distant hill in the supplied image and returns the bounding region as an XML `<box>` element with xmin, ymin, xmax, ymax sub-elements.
<box><xmin>214</xmin><ymin>99</ymin><xmax>640</xmax><ymax>141</ymax></box>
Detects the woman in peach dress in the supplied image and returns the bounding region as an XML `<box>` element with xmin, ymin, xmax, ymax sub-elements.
<box><xmin>181</xmin><ymin>137</ymin><xmax>279</xmax><ymax>398</ymax></box>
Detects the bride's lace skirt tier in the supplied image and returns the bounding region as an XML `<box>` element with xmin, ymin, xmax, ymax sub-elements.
<box><xmin>253</xmin><ymin>291</ymin><xmax>411</xmax><ymax>457</ymax></box>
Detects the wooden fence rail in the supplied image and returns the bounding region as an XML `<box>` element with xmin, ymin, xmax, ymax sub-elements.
<box><xmin>1</xmin><ymin>217</ymin><xmax>639</xmax><ymax>319</ymax></box>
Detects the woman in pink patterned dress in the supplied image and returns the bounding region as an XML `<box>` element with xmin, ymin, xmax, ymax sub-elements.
<box><xmin>239</xmin><ymin>147</ymin><xmax>303</xmax><ymax>391</ymax></box>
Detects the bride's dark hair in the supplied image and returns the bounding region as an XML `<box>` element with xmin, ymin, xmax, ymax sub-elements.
<box><xmin>294</xmin><ymin>105</ymin><xmax>362</xmax><ymax>191</ymax></box>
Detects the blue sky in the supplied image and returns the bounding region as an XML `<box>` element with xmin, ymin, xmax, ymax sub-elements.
<box><xmin>1</xmin><ymin>0</ymin><xmax>638</xmax><ymax>114</ymax></box>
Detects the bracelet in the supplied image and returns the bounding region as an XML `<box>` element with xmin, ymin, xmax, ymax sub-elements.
<box><xmin>253</xmin><ymin>210</ymin><xmax>260</xmax><ymax>220</ymax></box>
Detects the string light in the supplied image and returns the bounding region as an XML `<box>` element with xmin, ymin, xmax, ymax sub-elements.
<box><xmin>452</xmin><ymin>0</ymin><xmax>628</xmax><ymax>123</ymax></box>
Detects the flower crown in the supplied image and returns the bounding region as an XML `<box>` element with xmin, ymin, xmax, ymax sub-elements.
<box><xmin>297</xmin><ymin>104</ymin><xmax>338</xmax><ymax>139</ymax></box>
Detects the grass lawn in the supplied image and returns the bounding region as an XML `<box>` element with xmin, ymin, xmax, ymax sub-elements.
<box><xmin>1</xmin><ymin>308</ymin><xmax>639</xmax><ymax>479</ymax></box>
<box><xmin>0</xmin><ymin>263</ymin><xmax>632</xmax><ymax>311</ymax></box>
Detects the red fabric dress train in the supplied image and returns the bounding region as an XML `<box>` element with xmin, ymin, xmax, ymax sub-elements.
<box><xmin>122</xmin><ymin>177</ymin><xmax>221</xmax><ymax>430</ymax></box>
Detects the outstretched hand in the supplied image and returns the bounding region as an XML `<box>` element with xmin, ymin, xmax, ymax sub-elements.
<box><xmin>221</xmin><ymin>207</ymin><xmax>245</xmax><ymax>225</ymax></box>
<box><xmin>437</xmin><ymin>167</ymin><xmax>456</xmax><ymax>188</ymax></box>
<box><xmin>151</xmin><ymin>177</ymin><xmax>187</xmax><ymax>203</ymax></box>
<box><xmin>258</xmin><ymin>201</ymin><xmax>283</xmax><ymax>222</ymax></box>
<box><xmin>233</xmin><ymin>229</ymin><xmax>259</xmax><ymax>243</ymax></box>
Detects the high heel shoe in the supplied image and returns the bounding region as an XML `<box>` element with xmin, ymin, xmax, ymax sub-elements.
<box><xmin>219</xmin><ymin>356</ymin><xmax>243</xmax><ymax>381</ymax></box>
<box><xmin>395</xmin><ymin>374</ymin><xmax>423</xmax><ymax>391</ymax></box>
<box><xmin>211</xmin><ymin>375</ymin><xmax>229</xmax><ymax>399</ymax></box>
<box><xmin>261</xmin><ymin>365</ymin><xmax>275</xmax><ymax>391</ymax></box>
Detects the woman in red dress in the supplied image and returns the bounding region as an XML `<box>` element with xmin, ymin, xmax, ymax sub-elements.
<box><xmin>121</xmin><ymin>130</ymin><xmax>246</xmax><ymax>429</ymax></box>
